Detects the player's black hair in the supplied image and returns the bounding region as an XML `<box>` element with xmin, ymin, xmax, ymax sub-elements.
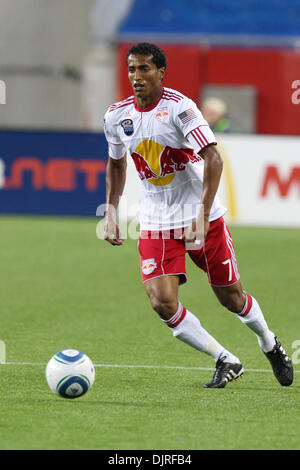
<box><xmin>126</xmin><ymin>43</ymin><xmax>167</xmax><ymax>70</ymax></box>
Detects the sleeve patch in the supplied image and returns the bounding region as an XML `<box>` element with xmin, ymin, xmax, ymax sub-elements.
<box><xmin>178</xmin><ymin>108</ymin><xmax>198</xmax><ymax>124</ymax></box>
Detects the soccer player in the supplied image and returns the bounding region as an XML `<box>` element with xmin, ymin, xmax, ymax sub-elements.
<box><xmin>103</xmin><ymin>42</ymin><xmax>293</xmax><ymax>388</ymax></box>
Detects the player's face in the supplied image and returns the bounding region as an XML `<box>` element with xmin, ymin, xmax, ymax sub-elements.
<box><xmin>127</xmin><ymin>54</ymin><xmax>165</xmax><ymax>107</ymax></box>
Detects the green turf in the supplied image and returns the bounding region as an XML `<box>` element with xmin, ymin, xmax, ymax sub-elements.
<box><xmin>0</xmin><ymin>215</ymin><xmax>299</xmax><ymax>450</ymax></box>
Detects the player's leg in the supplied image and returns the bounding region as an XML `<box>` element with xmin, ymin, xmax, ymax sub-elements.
<box><xmin>212</xmin><ymin>280</ymin><xmax>293</xmax><ymax>386</ymax></box>
<box><xmin>143</xmin><ymin>274</ymin><xmax>179</xmax><ymax>320</ymax></box>
<box><xmin>139</xmin><ymin>229</ymin><xmax>243</xmax><ymax>388</ymax></box>
<box><xmin>192</xmin><ymin>217</ymin><xmax>293</xmax><ymax>386</ymax></box>
<box><xmin>143</xmin><ymin>274</ymin><xmax>243</xmax><ymax>387</ymax></box>
<box><xmin>212</xmin><ymin>280</ymin><xmax>275</xmax><ymax>351</ymax></box>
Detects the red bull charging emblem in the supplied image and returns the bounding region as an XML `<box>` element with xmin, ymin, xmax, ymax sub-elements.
<box><xmin>142</xmin><ymin>258</ymin><xmax>157</xmax><ymax>275</ymax></box>
<box><xmin>155</xmin><ymin>108</ymin><xmax>169</xmax><ymax>121</ymax></box>
<box><xmin>131</xmin><ymin>139</ymin><xmax>201</xmax><ymax>186</ymax></box>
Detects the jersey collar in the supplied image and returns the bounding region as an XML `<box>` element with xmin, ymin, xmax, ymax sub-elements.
<box><xmin>134</xmin><ymin>88</ymin><xmax>164</xmax><ymax>112</ymax></box>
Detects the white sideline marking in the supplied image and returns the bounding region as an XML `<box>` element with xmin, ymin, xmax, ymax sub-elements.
<box><xmin>2</xmin><ymin>361</ymin><xmax>300</xmax><ymax>374</ymax></box>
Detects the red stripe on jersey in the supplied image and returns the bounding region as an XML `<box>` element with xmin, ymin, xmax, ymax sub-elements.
<box><xmin>198</xmin><ymin>128</ymin><xmax>209</xmax><ymax>145</ymax></box>
<box><xmin>162</xmin><ymin>92</ymin><xmax>182</xmax><ymax>102</ymax></box>
<box><xmin>195</xmin><ymin>128</ymin><xmax>207</xmax><ymax>146</ymax></box>
<box><xmin>109</xmin><ymin>99</ymin><xmax>134</xmax><ymax>109</ymax></box>
<box><xmin>109</xmin><ymin>100</ymin><xmax>134</xmax><ymax>112</ymax></box>
<box><xmin>163</xmin><ymin>90</ymin><xmax>183</xmax><ymax>100</ymax></box>
<box><xmin>110</xmin><ymin>95</ymin><xmax>134</xmax><ymax>106</ymax></box>
<box><xmin>163</xmin><ymin>90</ymin><xmax>184</xmax><ymax>100</ymax></box>
<box><xmin>162</xmin><ymin>97</ymin><xmax>181</xmax><ymax>103</ymax></box>
<box><xmin>109</xmin><ymin>96</ymin><xmax>135</xmax><ymax>111</ymax></box>
<box><xmin>190</xmin><ymin>130</ymin><xmax>203</xmax><ymax>148</ymax></box>
<box><xmin>190</xmin><ymin>126</ymin><xmax>213</xmax><ymax>149</ymax></box>
<box><xmin>191</xmin><ymin>129</ymin><xmax>206</xmax><ymax>148</ymax></box>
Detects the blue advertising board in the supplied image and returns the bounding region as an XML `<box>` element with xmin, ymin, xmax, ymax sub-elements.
<box><xmin>0</xmin><ymin>129</ymin><xmax>107</xmax><ymax>216</ymax></box>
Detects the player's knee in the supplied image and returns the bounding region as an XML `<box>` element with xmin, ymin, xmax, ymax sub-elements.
<box><xmin>219</xmin><ymin>291</ymin><xmax>245</xmax><ymax>313</ymax></box>
<box><xmin>150</xmin><ymin>296</ymin><xmax>165</xmax><ymax>315</ymax></box>
<box><xmin>150</xmin><ymin>296</ymin><xmax>175</xmax><ymax>316</ymax></box>
<box><xmin>147</xmin><ymin>290</ymin><xmax>177</xmax><ymax>317</ymax></box>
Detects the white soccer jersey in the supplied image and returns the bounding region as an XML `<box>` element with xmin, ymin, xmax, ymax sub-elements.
<box><xmin>104</xmin><ymin>87</ymin><xmax>226</xmax><ymax>230</ymax></box>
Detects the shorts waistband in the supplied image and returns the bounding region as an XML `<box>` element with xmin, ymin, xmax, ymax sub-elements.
<box><xmin>140</xmin><ymin>217</ymin><xmax>223</xmax><ymax>239</ymax></box>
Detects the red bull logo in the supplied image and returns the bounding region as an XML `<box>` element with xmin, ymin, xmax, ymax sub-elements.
<box><xmin>142</xmin><ymin>258</ymin><xmax>157</xmax><ymax>275</ymax></box>
<box><xmin>131</xmin><ymin>139</ymin><xmax>201</xmax><ymax>186</ymax></box>
<box><xmin>155</xmin><ymin>108</ymin><xmax>169</xmax><ymax>120</ymax></box>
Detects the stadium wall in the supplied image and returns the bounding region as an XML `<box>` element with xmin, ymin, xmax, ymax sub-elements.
<box><xmin>117</xmin><ymin>44</ymin><xmax>300</xmax><ymax>136</ymax></box>
<box><xmin>0</xmin><ymin>0</ymin><xmax>95</xmax><ymax>130</ymax></box>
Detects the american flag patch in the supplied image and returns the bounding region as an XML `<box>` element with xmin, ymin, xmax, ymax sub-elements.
<box><xmin>178</xmin><ymin>108</ymin><xmax>197</xmax><ymax>124</ymax></box>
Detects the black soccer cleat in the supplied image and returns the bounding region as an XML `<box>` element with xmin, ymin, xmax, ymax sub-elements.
<box><xmin>204</xmin><ymin>360</ymin><xmax>244</xmax><ymax>388</ymax></box>
<box><xmin>264</xmin><ymin>337</ymin><xmax>293</xmax><ymax>386</ymax></box>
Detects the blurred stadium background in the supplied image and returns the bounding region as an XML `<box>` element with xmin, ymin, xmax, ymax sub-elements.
<box><xmin>0</xmin><ymin>0</ymin><xmax>299</xmax><ymax>225</ymax></box>
<box><xmin>1</xmin><ymin>0</ymin><xmax>300</xmax><ymax>451</ymax></box>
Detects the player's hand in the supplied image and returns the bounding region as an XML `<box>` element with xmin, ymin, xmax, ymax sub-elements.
<box><xmin>179</xmin><ymin>220</ymin><xmax>199</xmax><ymax>244</ymax></box>
<box><xmin>203</xmin><ymin>216</ymin><xmax>210</xmax><ymax>240</ymax></box>
<box><xmin>179</xmin><ymin>216</ymin><xmax>210</xmax><ymax>246</ymax></box>
<box><xmin>104</xmin><ymin>218</ymin><xmax>124</xmax><ymax>246</ymax></box>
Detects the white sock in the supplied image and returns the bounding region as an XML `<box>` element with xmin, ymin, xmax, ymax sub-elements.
<box><xmin>162</xmin><ymin>302</ymin><xmax>240</xmax><ymax>363</ymax></box>
<box><xmin>237</xmin><ymin>293</ymin><xmax>276</xmax><ymax>353</ymax></box>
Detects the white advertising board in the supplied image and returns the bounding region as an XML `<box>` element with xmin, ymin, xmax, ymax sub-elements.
<box><xmin>217</xmin><ymin>134</ymin><xmax>300</xmax><ymax>227</ymax></box>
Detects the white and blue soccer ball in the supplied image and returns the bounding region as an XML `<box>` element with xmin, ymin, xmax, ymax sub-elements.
<box><xmin>45</xmin><ymin>349</ymin><xmax>95</xmax><ymax>399</ymax></box>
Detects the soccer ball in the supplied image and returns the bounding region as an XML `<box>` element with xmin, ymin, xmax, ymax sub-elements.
<box><xmin>45</xmin><ymin>349</ymin><xmax>95</xmax><ymax>399</ymax></box>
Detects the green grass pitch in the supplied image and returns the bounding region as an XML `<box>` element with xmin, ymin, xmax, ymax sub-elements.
<box><xmin>0</xmin><ymin>215</ymin><xmax>299</xmax><ymax>450</ymax></box>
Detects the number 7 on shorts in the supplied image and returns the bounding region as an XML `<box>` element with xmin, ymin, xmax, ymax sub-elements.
<box><xmin>222</xmin><ymin>258</ymin><xmax>232</xmax><ymax>282</ymax></box>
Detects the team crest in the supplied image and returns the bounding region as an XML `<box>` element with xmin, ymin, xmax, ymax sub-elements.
<box><xmin>142</xmin><ymin>258</ymin><xmax>157</xmax><ymax>275</ymax></box>
<box><xmin>121</xmin><ymin>119</ymin><xmax>134</xmax><ymax>136</ymax></box>
<box><xmin>155</xmin><ymin>107</ymin><xmax>169</xmax><ymax>121</ymax></box>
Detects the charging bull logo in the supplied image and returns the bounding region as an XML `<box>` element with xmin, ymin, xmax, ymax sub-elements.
<box><xmin>131</xmin><ymin>139</ymin><xmax>201</xmax><ymax>186</ymax></box>
<box><xmin>142</xmin><ymin>258</ymin><xmax>157</xmax><ymax>275</ymax></box>
<box><xmin>155</xmin><ymin>108</ymin><xmax>169</xmax><ymax>121</ymax></box>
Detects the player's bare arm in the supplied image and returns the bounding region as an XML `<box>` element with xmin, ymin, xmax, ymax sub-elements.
<box><xmin>104</xmin><ymin>155</ymin><xmax>127</xmax><ymax>246</ymax></box>
<box><xmin>181</xmin><ymin>144</ymin><xmax>223</xmax><ymax>243</ymax></box>
<box><xmin>200</xmin><ymin>144</ymin><xmax>223</xmax><ymax>238</ymax></box>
